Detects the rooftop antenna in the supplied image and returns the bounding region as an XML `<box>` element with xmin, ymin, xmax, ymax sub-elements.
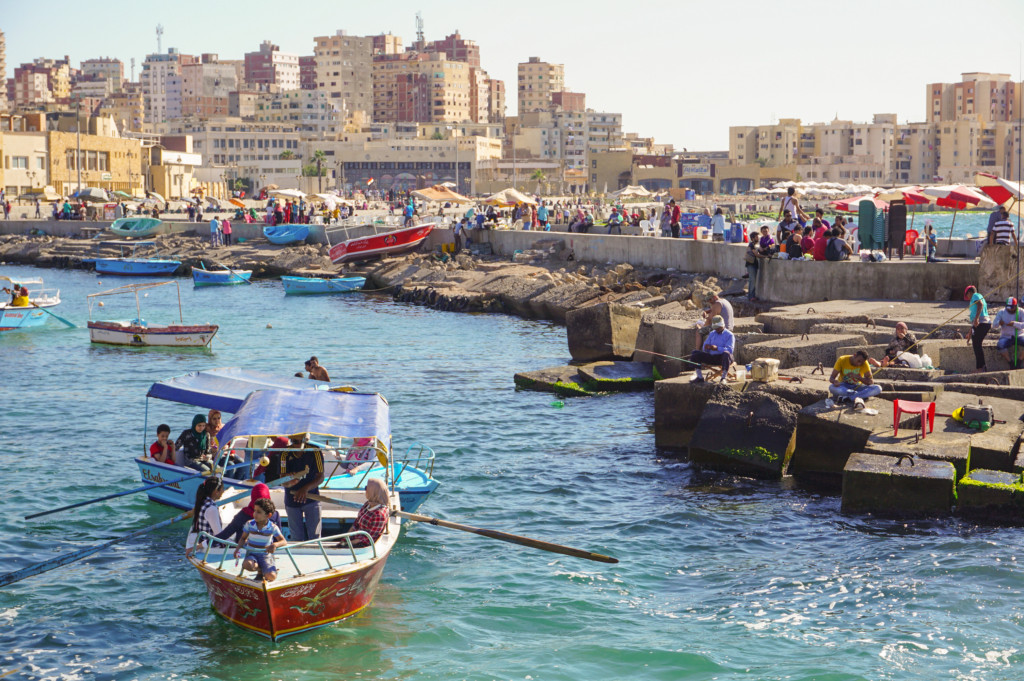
<box><xmin>415</xmin><ymin>11</ymin><xmax>424</xmax><ymax>47</ymax></box>
<box><xmin>156</xmin><ymin>24</ymin><xmax>164</xmax><ymax>53</ymax></box>
<box><xmin>130</xmin><ymin>57</ymin><xmax>135</xmax><ymax>81</ymax></box>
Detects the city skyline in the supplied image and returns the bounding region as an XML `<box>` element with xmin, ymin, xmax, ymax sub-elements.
<box><xmin>6</xmin><ymin>0</ymin><xmax>1024</xmax><ymax>150</ymax></box>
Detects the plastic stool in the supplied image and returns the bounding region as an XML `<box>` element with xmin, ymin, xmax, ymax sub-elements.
<box><xmin>893</xmin><ymin>399</ymin><xmax>935</xmax><ymax>438</ymax></box>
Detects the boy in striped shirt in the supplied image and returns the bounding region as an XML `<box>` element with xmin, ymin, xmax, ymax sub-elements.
<box><xmin>989</xmin><ymin>207</ymin><xmax>1018</xmax><ymax>246</ymax></box>
<box><xmin>234</xmin><ymin>498</ymin><xmax>287</xmax><ymax>582</ymax></box>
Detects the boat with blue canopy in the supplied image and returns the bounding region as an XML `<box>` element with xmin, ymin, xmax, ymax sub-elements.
<box><xmin>88</xmin><ymin>240</ymin><xmax>181</xmax><ymax>276</ymax></box>
<box><xmin>281</xmin><ymin>275</ymin><xmax>365</xmax><ymax>295</ymax></box>
<box><xmin>138</xmin><ymin>368</ymin><xmax>438</xmax><ymax>513</ymax></box>
<box><xmin>264</xmin><ymin>223</ymin><xmax>309</xmax><ymax>245</ymax></box>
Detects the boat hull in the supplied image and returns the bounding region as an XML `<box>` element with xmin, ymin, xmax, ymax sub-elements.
<box><xmin>94</xmin><ymin>258</ymin><xmax>182</xmax><ymax>276</ymax></box>
<box><xmin>0</xmin><ymin>306</ymin><xmax>50</xmax><ymax>332</ymax></box>
<box><xmin>329</xmin><ymin>224</ymin><xmax>434</xmax><ymax>264</ymax></box>
<box><xmin>192</xmin><ymin>268</ymin><xmax>253</xmax><ymax>286</ymax></box>
<box><xmin>109</xmin><ymin>217</ymin><xmax>165</xmax><ymax>238</ymax></box>
<box><xmin>264</xmin><ymin>224</ymin><xmax>310</xmax><ymax>245</ymax></box>
<box><xmin>88</xmin><ymin>321</ymin><xmax>218</xmax><ymax>346</ymax></box>
<box><xmin>191</xmin><ymin>543</ymin><xmax>388</xmax><ymax>641</ymax></box>
<box><xmin>281</xmin><ymin>276</ymin><xmax>366</xmax><ymax>295</ymax></box>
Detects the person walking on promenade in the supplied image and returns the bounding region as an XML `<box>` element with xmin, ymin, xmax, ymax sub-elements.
<box><xmin>34</xmin><ymin>198</ymin><xmax>41</xmax><ymax>219</ymax></box>
<box><xmin>964</xmin><ymin>285</ymin><xmax>991</xmax><ymax>373</ymax></box>
<box><xmin>221</xmin><ymin>218</ymin><xmax>232</xmax><ymax>245</ymax></box>
<box><xmin>209</xmin><ymin>217</ymin><xmax>221</xmax><ymax>247</ymax></box>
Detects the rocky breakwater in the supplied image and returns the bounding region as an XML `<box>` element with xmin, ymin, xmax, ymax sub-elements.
<box><xmin>0</xmin><ymin>233</ymin><xmax>338</xmax><ymax>278</ymax></box>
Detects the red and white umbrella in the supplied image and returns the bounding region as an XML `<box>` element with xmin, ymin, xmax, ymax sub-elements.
<box><xmin>922</xmin><ymin>185</ymin><xmax>994</xmax><ymax>210</ymax></box>
<box><xmin>875</xmin><ymin>186</ymin><xmax>931</xmax><ymax>205</ymax></box>
<box><xmin>831</xmin><ymin>194</ymin><xmax>888</xmax><ymax>212</ymax></box>
<box><xmin>975</xmin><ymin>172</ymin><xmax>1024</xmax><ymax>208</ymax></box>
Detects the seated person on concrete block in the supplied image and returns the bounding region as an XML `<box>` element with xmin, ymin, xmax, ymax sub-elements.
<box><xmin>995</xmin><ymin>297</ymin><xmax>1024</xmax><ymax>369</ymax></box>
<box><xmin>867</xmin><ymin>322</ymin><xmax>919</xmax><ymax>368</ymax></box>
<box><xmin>694</xmin><ymin>291</ymin><xmax>734</xmax><ymax>351</ymax></box>
<box><xmin>829</xmin><ymin>351</ymin><xmax>882</xmax><ymax>407</ymax></box>
<box><xmin>689</xmin><ymin>315</ymin><xmax>734</xmax><ymax>384</ymax></box>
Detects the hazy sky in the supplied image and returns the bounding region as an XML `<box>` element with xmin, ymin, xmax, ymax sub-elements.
<box><xmin>5</xmin><ymin>0</ymin><xmax>1024</xmax><ymax>150</ymax></box>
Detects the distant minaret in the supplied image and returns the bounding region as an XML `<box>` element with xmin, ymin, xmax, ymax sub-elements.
<box><xmin>156</xmin><ymin>24</ymin><xmax>164</xmax><ymax>53</ymax></box>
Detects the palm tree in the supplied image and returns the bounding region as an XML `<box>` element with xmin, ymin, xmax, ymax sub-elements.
<box><xmin>531</xmin><ymin>169</ymin><xmax>547</xmax><ymax>195</ymax></box>
<box><xmin>279</xmin><ymin>150</ymin><xmax>295</xmax><ymax>160</ymax></box>
<box><xmin>312</xmin><ymin>150</ymin><xmax>327</xmax><ymax>192</ymax></box>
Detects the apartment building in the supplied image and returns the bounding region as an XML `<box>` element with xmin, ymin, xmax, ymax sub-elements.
<box><xmin>313</xmin><ymin>31</ymin><xmax>374</xmax><ymax>119</ymax></box>
<box><xmin>244</xmin><ymin>41</ymin><xmax>300</xmax><ymax>91</ymax></box>
<box><xmin>372</xmin><ymin>51</ymin><xmax>471</xmax><ymax>124</ymax></box>
<box><xmin>517</xmin><ymin>57</ymin><xmax>564</xmax><ymax>114</ymax></box>
<box><xmin>180</xmin><ymin>54</ymin><xmax>238</xmax><ymax>118</ymax></box>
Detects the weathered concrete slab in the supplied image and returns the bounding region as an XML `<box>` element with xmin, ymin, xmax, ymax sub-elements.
<box><xmin>842</xmin><ymin>452</ymin><xmax>956</xmax><ymax>516</ymax></box>
<box><xmin>566</xmin><ymin>303</ymin><xmax>642</xmax><ymax>362</ymax></box>
<box><xmin>969</xmin><ymin>420</ymin><xmax>1024</xmax><ymax>472</ymax></box>
<box><xmin>933</xmin><ymin>368</ymin><xmax>1024</xmax><ymax>387</ymax></box>
<box><xmin>689</xmin><ymin>391</ymin><xmax>799</xmax><ymax>479</ymax></box>
<box><xmin>835</xmin><ymin>342</ymin><xmax>945</xmax><ymax>367</ymax></box>
<box><xmin>940</xmin><ymin>383</ymin><xmax>1024</xmax><ymax>402</ymax></box>
<box><xmin>808</xmin><ymin>323</ymin><xmax>896</xmax><ymax>344</ymax></box>
<box><xmin>529</xmin><ymin>282</ymin><xmax>602</xmax><ymax>322</ymax></box>
<box><xmin>473</xmin><ymin>274</ymin><xmax>554</xmax><ymax>317</ymax></box>
<box><xmin>513</xmin><ymin>365</ymin><xmax>595</xmax><ymax>397</ymax></box>
<box><xmin>864</xmin><ymin>431</ymin><xmax>971</xmax><ymax>480</ymax></box>
<box><xmin>868</xmin><ymin>367</ymin><xmax>944</xmax><ymax>382</ymax></box>
<box><xmin>930</xmin><ymin>346</ymin><xmax>1024</xmax><ymax>375</ymax></box>
<box><xmin>650</xmin><ymin>319</ymin><xmax>700</xmax><ymax>379</ymax></box>
<box><xmin>577</xmin><ymin>361</ymin><xmax>654</xmax><ymax>391</ymax></box>
<box><xmin>733</xmin><ymin>333</ymin><xmax>798</xmax><ymax>365</ymax></box>
<box><xmin>755</xmin><ymin>312</ymin><xmax>871</xmax><ymax>335</ymax></box>
<box><xmin>741</xmin><ymin>334</ymin><xmax>867</xmax><ymax>370</ymax></box>
<box><xmin>634</xmin><ymin>303</ymin><xmax>701</xmax><ymax>364</ymax></box>
<box><xmin>654</xmin><ymin>379</ymin><xmax>735</xmax><ymax>449</ymax></box>
<box><xmin>957</xmin><ymin>469</ymin><xmax>1024</xmax><ymax>520</ymax></box>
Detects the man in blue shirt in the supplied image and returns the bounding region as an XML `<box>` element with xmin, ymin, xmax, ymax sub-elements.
<box><xmin>689</xmin><ymin>315</ymin><xmax>735</xmax><ymax>383</ymax></box>
<box><xmin>537</xmin><ymin>202</ymin><xmax>550</xmax><ymax>231</ymax></box>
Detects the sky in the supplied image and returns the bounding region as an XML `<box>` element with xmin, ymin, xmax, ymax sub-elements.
<box><xmin>5</xmin><ymin>0</ymin><xmax>1024</xmax><ymax>150</ymax></box>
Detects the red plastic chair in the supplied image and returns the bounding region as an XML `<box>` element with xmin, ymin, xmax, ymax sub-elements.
<box><xmin>893</xmin><ymin>399</ymin><xmax>935</xmax><ymax>438</ymax></box>
<box><xmin>904</xmin><ymin>229</ymin><xmax>919</xmax><ymax>255</ymax></box>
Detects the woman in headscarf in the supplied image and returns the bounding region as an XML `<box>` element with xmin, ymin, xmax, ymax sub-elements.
<box><xmin>176</xmin><ymin>414</ymin><xmax>212</xmax><ymax>472</ymax></box>
<box><xmin>215</xmin><ymin>482</ymin><xmax>280</xmax><ymax>544</ymax></box>
<box><xmin>348</xmin><ymin>478</ymin><xmax>391</xmax><ymax>547</ymax></box>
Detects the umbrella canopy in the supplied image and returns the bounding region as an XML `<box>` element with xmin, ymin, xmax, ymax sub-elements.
<box><xmin>260</xmin><ymin>184</ymin><xmax>280</xmax><ymax>192</ymax></box>
<box><xmin>922</xmin><ymin>185</ymin><xmax>994</xmax><ymax>210</ymax></box>
<box><xmin>612</xmin><ymin>185</ymin><xmax>653</xmax><ymax>198</ymax></box>
<box><xmin>875</xmin><ymin>186</ymin><xmax>931</xmax><ymax>205</ymax></box>
<box><xmin>975</xmin><ymin>172</ymin><xmax>1024</xmax><ymax>207</ymax></box>
<box><xmin>147</xmin><ymin>192</ymin><xmax>167</xmax><ymax>204</ymax></box>
<box><xmin>228</xmin><ymin>198</ymin><xmax>246</xmax><ymax>208</ymax></box>
<box><xmin>269</xmin><ymin>188</ymin><xmax>305</xmax><ymax>200</ymax></box>
<box><xmin>752</xmin><ymin>187</ymin><xmax>772</xmax><ymax>194</ymax></box>
<box><xmin>440</xmin><ymin>181</ymin><xmax>457</xmax><ymax>189</ymax></box>
<box><xmin>205</xmin><ymin>196</ymin><xmax>224</xmax><ymax>207</ymax></box>
<box><xmin>411</xmin><ymin>185</ymin><xmax>472</xmax><ymax>203</ymax></box>
<box><xmin>72</xmin><ymin>187</ymin><xmax>109</xmax><ymax>203</ymax></box>
<box><xmin>484</xmin><ymin>188</ymin><xmax>537</xmax><ymax>206</ymax></box>
<box><xmin>831</xmin><ymin>195</ymin><xmax>888</xmax><ymax>212</ymax></box>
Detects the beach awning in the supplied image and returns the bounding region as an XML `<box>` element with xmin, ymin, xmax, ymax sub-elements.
<box><xmin>612</xmin><ymin>185</ymin><xmax>653</xmax><ymax>198</ymax></box>
<box><xmin>73</xmin><ymin>187</ymin><xmax>109</xmax><ymax>203</ymax></box>
<box><xmin>975</xmin><ymin>172</ymin><xmax>1024</xmax><ymax>207</ymax></box>
<box><xmin>411</xmin><ymin>185</ymin><xmax>472</xmax><ymax>203</ymax></box>
<box><xmin>831</xmin><ymin>194</ymin><xmax>888</xmax><ymax>212</ymax></box>
<box><xmin>483</xmin><ymin>188</ymin><xmax>537</xmax><ymax>206</ymax></box>
<box><xmin>923</xmin><ymin>185</ymin><xmax>994</xmax><ymax>210</ymax></box>
<box><xmin>146</xmin><ymin>367</ymin><xmax>347</xmax><ymax>413</ymax></box>
<box><xmin>269</xmin><ymin>188</ymin><xmax>305</xmax><ymax>200</ymax></box>
<box><xmin>216</xmin><ymin>389</ymin><xmax>390</xmax><ymax>444</ymax></box>
<box><xmin>875</xmin><ymin>186</ymin><xmax>931</xmax><ymax>205</ymax></box>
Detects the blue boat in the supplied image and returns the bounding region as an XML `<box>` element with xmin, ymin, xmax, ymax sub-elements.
<box><xmin>281</xmin><ymin>276</ymin><xmax>365</xmax><ymax>295</ymax></box>
<box><xmin>91</xmin><ymin>240</ymin><xmax>181</xmax><ymax>276</ymax></box>
<box><xmin>0</xmin><ymin>276</ymin><xmax>62</xmax><ymax>332</ymax></box>
<box><xmin>137</xmin><ymin>368</ymin><xmax>438</xmax><ymax>514</ymax></box>
<box><xmin>192</xmin><ymin>266</ymin><xmax>253</xmax><ymax>287</ymax></box>
<box><xmin>264</xmin><ymin>223</ymin><xmax>310</xmax><ymax>245</ymax></box>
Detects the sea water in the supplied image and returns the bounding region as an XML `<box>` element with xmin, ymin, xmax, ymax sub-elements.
<box><xmin>2</xmin><ymin>265</ymin><xmax>1024</xmax><ymax>681</ymax></box>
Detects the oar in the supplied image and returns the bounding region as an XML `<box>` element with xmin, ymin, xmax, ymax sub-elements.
<box><xmin>211</xmin><ymin>258</ymin><xmax>252</xmax><ymax>285</ymax></box>
<box><xmin>25</xmin><ymin>461</ymin><xmax>249</xmax><ymax>520</ymax></box>
<box><xmin>308</xmin><ymin>493</ymin><xmax>618</xmax><ymax>564</ymax></box>
<box><xmin>0</xmin><ymin>467</ymin><xmax>308</xmax><ymax>589</ymax></box>
<box><xmin>29</xmin><ymin>302</ymin><xmax>76</xmax><ymax>329</ymax></box>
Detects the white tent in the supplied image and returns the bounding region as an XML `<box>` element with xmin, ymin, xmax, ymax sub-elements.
<box><xmin>613</xmin><ymin>185</ymin><xmax>653</xmax><ymax>198</ymax></box>
<box><xmin>269</xmin><ymin>188</ymin><xmax>306</xmax><ymax>200</ymax></box>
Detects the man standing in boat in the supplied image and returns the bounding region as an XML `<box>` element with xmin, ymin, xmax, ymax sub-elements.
<box><xmin>279</xmin><ymin>436</ymin><xmax>325</xmax><ymax>541</ymax></box>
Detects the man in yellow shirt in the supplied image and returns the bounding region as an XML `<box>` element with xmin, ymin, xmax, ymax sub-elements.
<box><xmin>828</xmin><ymin>350</ymin><xmax>881</xmax><ymax>409</ymax></box>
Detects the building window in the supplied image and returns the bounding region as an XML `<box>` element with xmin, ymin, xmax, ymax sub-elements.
<box><xmin>10</xmin><ymin>156</ymin><xmax>28</xmax><ymax>169</ymax></box>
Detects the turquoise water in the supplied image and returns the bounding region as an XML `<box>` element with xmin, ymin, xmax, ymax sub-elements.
<box><xmin>3</xmin><ymin>266</ymin><xmax>1024</xmax><ymax>681</ymax></box>
<box><xmin>905</xmin><ymin>210</ymin><xmax>1017</xmax><ymax>240</ymax></box>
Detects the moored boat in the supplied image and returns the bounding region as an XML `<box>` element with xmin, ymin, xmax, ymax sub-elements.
<box><xmin>281</xmin><ymin>276</ymin><xmax>365</xmax><ymax>295</ymax></box>
<box><xmin>109</xmin><ymin>217</ymin><xmax>166</xmax><ymax>238</ymax></box>
<box><xmin>87</xmin><ymin>281</ymin><xmax>218</xmax><ymax>347</ymax></box>
<box><xmin>89</xmin><ymin>240</ymin><xmax>182</xmax><ymax>276</ymax></box>
<box><xmin>0</xmin><ymin>276</ymin><xmax>62</xmax><ymax>332</ymax></box>
<box><xmin>192</xmin><ymin>267</ymin><xmax>253</xmax><ymax>287</ymax></box>
<box><xmin>327</xmin><ymin>223</ymin><xmax>434</xmax><ymax>264</ymax></box>
<box><xmin>264</xmin><ymin>223</ymin><xmax>310</xmax><ymax>245</ymax></box>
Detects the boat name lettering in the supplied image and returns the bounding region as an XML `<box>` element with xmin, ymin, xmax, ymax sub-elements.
<box><xmin>142</xmin><ymin>468</ymin><xmax>181</xmax><ymax>489</ymax></box>
<box><xmin>280</xmin><ymin>583</ymin><xmax>319</xmax><ymax>599</ymax></box>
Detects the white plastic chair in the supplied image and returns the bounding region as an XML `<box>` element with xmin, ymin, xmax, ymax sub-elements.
<box><xmin>639</xmin><ymin>220</ymin><xmax>657</xmax><ymax>237</ymax></box>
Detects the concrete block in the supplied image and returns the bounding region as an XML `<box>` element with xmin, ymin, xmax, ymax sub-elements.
<box><xmin>566</xmin><ymin>302</ymin><xmax>642</xmax><ymax>362</ymax></box>
<box><xmin>741</xmin><ymin>334</ymin><xmax>866</xmax><ymax>370</ymax></box>
<box><xmin>933</xmin><ymin>369</ymin><xmax>1024</xmax><ymax>388</ymax></box>
<box><xmin>513</xmin><ymin>365</ymin><xmax>596</xmax><ymax>397</ymax></box>
<box><xmin>969</xmin><ymin>420</ymin><xmax>1024</xmax><ymax>472</ymax></box>
<box><xmin>529</xmin><ymin>282</ymin><xmax>602</xmax><ymax>322</ymax></box>
<box><xmin>871</xmin><ymin>367</ymin><xmax>944</xmax><ymax>382</ymax></box>
<box><xmin>733</xmin><ymin>334</ymin><xmax>797</xmax><ymax>365</ymax></box>
<box><xmin>930</xmin><ymin>345</ymin><xmax>1023</xmax><ymax>375</ymax></box>
<box><xmin>835</xmin><ymin>343</ymin><xmax>945</xmax><ymax>368</ymax></box>
<box><xmin>864</xmin><ymin>431</ymin><xmax>971</xmax><ymax>480</ymax></box>
<box><xmin>957</xmin><ymin>469</ymin><xmax>1024</xmax><ymax>519</ymax></box>
<box><xmin>688</xmin><ymin>391</ymin><xmax>799</xmax><ymax>479</ymax></box>
<box><xmin>809</xmin><ymin>323</ymin><xmax>895</xmax><ymax>344</ymax></box>
<box><xmin>651</xmin><ymin>319</ymin><xmax>700</xmax><ymax>379</ymax></box>
<box><xmin>733</xmin><ymin>317</ymin><xmax>766</xmax><ymax>334</ymax></box>
<box><xmin>842</xmin><ymin>452</ymin><xmax>955</xmax><ymax>516</ymax></box>
<box><xmin>654</xmin><ymin>379</ymin><xmax>736</xmax><ymax>449</ymax></box>
<box><xmin>754</xmin><ymin>312</ymin><xmax>871</xmax><ymax>335</ymax></box>
<box><xmin>940</xmin><ymin>383</ymin><xmax>1024</xmax><ymax>402</ymax></box>
<box><xmin>577</xmin><ymin>361</ymin><xmax>654</xmax><ymax>392</ymax></box>
<box><xmin>634</xmin><ymin>303</ymin><xmax>700</xmax><ymax>364</ymax></box>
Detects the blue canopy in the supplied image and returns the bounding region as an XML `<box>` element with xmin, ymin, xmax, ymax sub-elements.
<box><xmin>146</xmin><ymin>367</ymin><xmax>346</xmax><ymax>413</ymax></box>
<box><xmin>216</xmin><ymin>389</ymin><xmax>390</xmax><ymax>445</ymax></box>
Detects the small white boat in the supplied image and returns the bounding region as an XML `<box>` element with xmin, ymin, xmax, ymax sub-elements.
<box><xmin>87</xmin><ymin>281</ymin><xmax>218</xmax><ymax>348</ymax></box>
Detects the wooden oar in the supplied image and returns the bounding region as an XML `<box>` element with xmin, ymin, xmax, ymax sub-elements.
<box><xmin>0</xmin><ymin>467</ymin><xmax>308</xmax><ymax>589</ymax></box>
<box><xmin>211</xmin><ymin>258</ymin><xmax>252</xmax><ymax>285</ymax></box>
<box><xmin>308</xmin><ymin>494</ymin><xmax>619</xmax><ymax>564</ymax></box>
<box><xmin>25</xmin><ymin>461</ymin><xmax>249</xmax><ymax>520</ymax></box>
<box><xmin>29</xmin><ymin>302</ymin><xmax>76</xmax><ymax>329</ymax></box>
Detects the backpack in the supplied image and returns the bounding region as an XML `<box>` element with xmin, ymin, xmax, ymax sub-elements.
<box><xmin>826</xmin><ymin>237</ymin><xmax>847</xmax><ymax>261</ymax></box>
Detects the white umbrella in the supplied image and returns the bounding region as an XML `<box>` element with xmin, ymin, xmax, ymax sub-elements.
<box><xmin>269</xmin><ymin>188</ymin><xmax>306</xmax><ymax>200</ymax></box>
<box><xmin>752</xmin><ymin>187</ymin><xmax>772</xmax><ymax>194</ymax></box>
<box><xmin>147</xmin><ymin>192</ymin><xmax>166</xmax><ymax>204</ymax></box>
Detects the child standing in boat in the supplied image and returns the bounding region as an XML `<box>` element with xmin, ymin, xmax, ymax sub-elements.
<box><xmin>234</xmin><ymin>498</ymin><xmax>287</xmax><ymax>582</ymax></box>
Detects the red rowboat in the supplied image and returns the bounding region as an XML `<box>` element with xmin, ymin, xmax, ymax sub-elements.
<box><xmin>329</xmin><ymin>223</ymin><xmax>434</xmax><ymax>264</ymax></box>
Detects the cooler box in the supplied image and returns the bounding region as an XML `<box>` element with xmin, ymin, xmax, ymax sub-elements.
<box><xmin>750</xmin><ymin>358</ymin><xmax>780</xmax><ymax>383</ymax></box>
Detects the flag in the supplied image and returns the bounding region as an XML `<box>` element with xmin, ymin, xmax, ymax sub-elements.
<box><xmin>367</xmin><ymin>177</ymin><xmax>375</xmax><ymax>186</ymax></box>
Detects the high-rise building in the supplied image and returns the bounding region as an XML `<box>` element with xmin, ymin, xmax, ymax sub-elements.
<box><xmin>244</xmin><ymin>41</ymin><xmax>300</xmax><ymax>91</ymax></box>
<box><xmin>517</xmin><ymin>57</ymin><xmax>564</xmax><ymax>114</ymax></box>
<box><xmin>181</xmin><ymin>54</ymin><xmax>238</xmax><ymax>117</ymax></box>
<box><xmin>299</xmin><ymin>56</ymin><xmax>317</xmax><ymax>90</ymax></box>
<box><xmin>10</xmin><ymin>57</ymin><xmax>71</xmax><ymax>108</ymax></box>
<box><xmin>927</xmin><ymin>73</ymin><xmax>1021</xmax><ymax>124</ymax></box>
<box><xmin>486</xmin><ymin>78</ymin><xmax>505</xmax><ymax>124</ymax></box>
<box><xmin>424</xmin><ymin>32</ymin><xmax>480</xmax><ymax>67</ymax></box>
<box><xmin>372</xmin><ymin>33</ymin><xmax>403</xmax><ymax>56</ymax></box>
<box><xmin>141</xmin><ymin>49</ymin><xmax>188</xmax><ymax>127</ymax></box>
<box><xmin>0</xmin><ymin>30</ymin><xmax>8</xmax><ymax>111</ymax></box>
<box><xmin>313</xmin><ymin>31</ymin><xmax>374</xmax><ymax>119</ymax></box>
<box><xmin>99</xmin><ymin>86</ymin><xmax>146</xmax><ymax>133</ymax></box>
<box><xmin>81</xmin><ymin>58</ymin><xmax>124</xmax><ymax>92</ymax></box>
<box><xmin>372</xmin><ymin>51</ymin><xmax>471</xmax><ymax>124</ymax></box>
